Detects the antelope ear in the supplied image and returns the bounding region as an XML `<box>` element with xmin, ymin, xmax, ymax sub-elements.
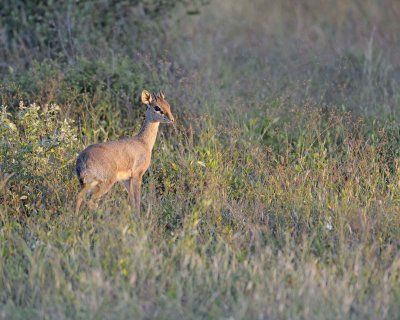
<box><xmin>159</xmin><ymin>90</ymin><xmax>165</xmax><ymax>99</ymax></box>
<box><xmin>141</xmin><ymin>90</ymin><xmax>152</xmax><ymax>105</ymax></box>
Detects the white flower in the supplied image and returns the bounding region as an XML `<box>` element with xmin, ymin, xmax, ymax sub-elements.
<box><xmin>326</xmin><ymin>222</ymin><xmax>333</xmax><ymax>231</ymax></box>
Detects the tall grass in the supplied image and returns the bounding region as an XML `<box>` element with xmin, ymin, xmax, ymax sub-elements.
<box><xmin>1</xmin><ymin>0</ymin><xmax>400</xmax><ymax>319</ymax></box>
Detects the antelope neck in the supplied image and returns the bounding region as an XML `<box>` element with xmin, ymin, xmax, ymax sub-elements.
<box><xmin>137</xmin><ymin>116</ymin><xmax>160</xmax><ymax>150</ymax></box>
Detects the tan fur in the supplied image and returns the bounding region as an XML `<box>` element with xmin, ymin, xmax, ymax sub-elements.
<box><xmin>75</xmin><ymin>89</ymin><xmax>175</xmax><ymax>215</ymax></box>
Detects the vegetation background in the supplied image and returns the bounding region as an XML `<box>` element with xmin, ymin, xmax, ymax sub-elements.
<box><xmin>1</xmin><ymin>0</ymin><xmax>399</xmax><ymax>318</ymax></box>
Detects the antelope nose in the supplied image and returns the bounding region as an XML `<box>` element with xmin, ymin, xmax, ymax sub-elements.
<box><xmin>169</xmin><ymin>115</ymin><xmax>176</xmax><ymax>130</ymax></box>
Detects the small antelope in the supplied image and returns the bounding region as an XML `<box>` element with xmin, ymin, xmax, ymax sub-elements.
<box><xmin>75</xmin><ymin>89</ymin><xmax>175</xmax><ymax>215</ymax></box>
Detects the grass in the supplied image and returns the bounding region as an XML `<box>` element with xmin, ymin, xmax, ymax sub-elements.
<box><xmin>1</xmin><ymin>0</ymin><xmax>400</xmax><ymax>319</ymax></box>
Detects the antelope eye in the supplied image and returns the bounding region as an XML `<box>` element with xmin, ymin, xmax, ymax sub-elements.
<box><xmin>154</xmin><ymin>106</ymin><xmax>163</xmax><ymax>114</ymax></box>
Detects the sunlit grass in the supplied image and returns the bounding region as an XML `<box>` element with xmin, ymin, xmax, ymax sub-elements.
<box><xmin>1</xmin><ymin>101</ymin><xmax>399</xmax><ymax>319</ymax></box>
<box><xmin>1</xmin><ymin>0</ymin><xmax>400</xmax><ymax>319</ymax></box>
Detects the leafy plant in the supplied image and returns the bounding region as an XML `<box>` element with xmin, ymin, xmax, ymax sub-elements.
<box><xmin>0</xmin><ymin>102</ymin><xmax>78</xmax><ymax>216</ymax></box>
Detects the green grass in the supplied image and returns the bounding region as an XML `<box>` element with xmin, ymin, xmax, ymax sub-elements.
<box><xmin>1</xmin><ymin>0</ymin><xmax>400</xmax><ymax>319</ymax></box>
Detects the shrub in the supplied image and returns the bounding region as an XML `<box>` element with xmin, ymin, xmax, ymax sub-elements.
<box><xmin>0</xmin><ymin>102</ymin><xmax>78</xmax><ymax>217</ymax></box>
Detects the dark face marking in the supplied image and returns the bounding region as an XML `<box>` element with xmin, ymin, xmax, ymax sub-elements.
<box><xmin>154</xmin><ymin>106</ymin><xmax>164</xmax><ymax>114</ymax></box>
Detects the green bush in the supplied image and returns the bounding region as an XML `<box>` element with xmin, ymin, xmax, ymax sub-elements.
<box><xmin>0</xmin><ymin>102</ymin><xmax>78</xmax><ymax>216</ymax></box>
<box><xmin>0</xmin><ymin>0</ymin><xmax>207</xmax><ymax>64</ymax></box>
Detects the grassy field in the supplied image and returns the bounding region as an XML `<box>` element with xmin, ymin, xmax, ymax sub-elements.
<box><xmin>1</xmin><ymin>0</ymin><xmax>400</xmax><ymax>319</ymax></box>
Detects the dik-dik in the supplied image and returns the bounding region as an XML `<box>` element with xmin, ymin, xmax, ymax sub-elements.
<box><xmin>75</xmin><ymin>90</ymin><xmax>175</xmax><ymax>215</ymax></box>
